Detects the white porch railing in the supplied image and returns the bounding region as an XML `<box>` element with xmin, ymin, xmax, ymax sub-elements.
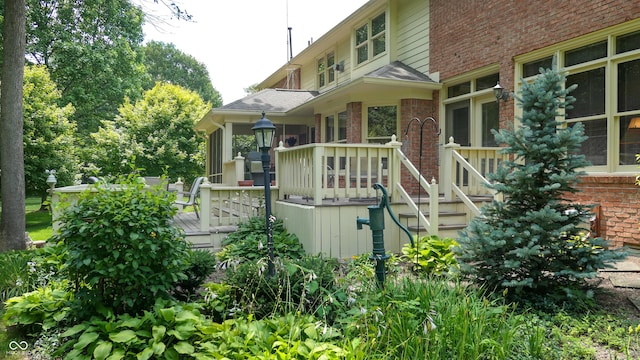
<box><xmin>274</xmin><ymin>141</ymin><xmax>400</xmax><ymax>205</ymax></box>
<box><xmin>442</xmin><ymin>137</ymin><xmax>506</xmax><ymax>216</ymax></box>
<box><xmin>195</xmin><ymin>137</ymin><xmax>505</xmax><ymax>235</ymax></box>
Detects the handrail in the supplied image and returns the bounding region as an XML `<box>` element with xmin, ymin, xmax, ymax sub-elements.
<box><xmin>393</xmin><ymin>147</ymin><xmax>439</xmax><ymax>235</ymax></box>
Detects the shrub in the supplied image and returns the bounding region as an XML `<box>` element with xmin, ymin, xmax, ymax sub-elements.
<box><xmin>174</xmin><ymin>250</ymin><xmax>217</xmax><ymax>300</ymax></box>
<box><xmin>217</xmin><ymin>216</ymin><xmax>305</xmax><ymax>264</ymax></box>
<box><xmin>0</xmin><ymin>245</ymin><xmax>66</xmax><ymax>307</ymax></box>
<box><xmin>50</xmin><ymin>174</ymin><xmax>191</xmax><ymax>318</ymax></box>
<box><xmin>401</xmin><ymin>235</ymin><xmax>458</xmax><ymax>274</ymax></box>
<box><xmin>224</xmin><ymin>255</ymin><xmax>338</xmax><ymax>320</ymax></box>
<box><xmin>3</xmin><ymin>280</ymin><xmax>73</xmax><ymax>332</ymax></box>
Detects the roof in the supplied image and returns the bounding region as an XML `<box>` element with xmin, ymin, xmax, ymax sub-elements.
<box><xmin>364</xmin><ymin>61</ymin><xmax>438</xmax><ymax>83</ymax></box>
<box><xmin>216</xmin><ymin>88</ymin><xmax>319</xmax><ymax>114</ymax></box>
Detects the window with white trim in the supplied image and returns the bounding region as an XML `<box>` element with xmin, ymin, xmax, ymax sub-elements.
<box><xmin>317</xmin><ymin>51</ymin><xmax>336</xmax><ymax>88</ymax></box>
<box><xmin>444</xmin><ymin>73</ymin><xmax>500</xmax><ymax>147</ymax></box>
<box><xmin>355</xmin><ymin>12</ymin><xmax>386</xmax><ymax>65</ymax></box>
<box><xmin>519</xmin><ymin>27</ymin><xmax>640</xmax><ymax>171</ymax></box>
<box><xmin>367</xmin><ymin>105</ymin><xmax>396</xmax><ymax>143</ymax></box>
<box><xmin>324</xmin><ymin>111</ymin><xmax>347</xmax><ymax>143</ymax></box>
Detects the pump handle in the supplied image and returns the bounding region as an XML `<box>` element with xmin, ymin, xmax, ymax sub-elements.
<box><xmin>373</xmin><ymin>183</ymin><xmax>414</xmax><ymax>247</ymax></box>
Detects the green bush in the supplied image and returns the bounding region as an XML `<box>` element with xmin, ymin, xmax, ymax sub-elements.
<box><xmin>224</xmin><ymin>255</ymin><xmax>338</xmax><ymax>320</ymax></box>
<box><xmin>50</xmin><ymin>174</ymin><xmax>191</xmax><ymax>317</ymax></box>
<box><xmin>401</xmin><ymin>235</ymin><xmax>458</xmax><ymax>274</ymax></box>
<box><xmin>55</xmin><ymin>300</ymin><xmax>210</xmax><ymax>359</ymax></box>
<box><xmin>3</xmin><ymin>280</ymin><xmax>73</xmax><ymax>332</ymax></box>
<box><xmin>0</xmin><ymin>245</ymin><xmax>66</xmax><ymax>307</ymax></box>
<box><xmin>174</xmin><ymin>250</ymin><xmax>217</xmax><ymax>300</ymax></box>
<box><xmin>217</xmin><ymin>216</ymin><xmax>305</xmax><ymax>265</ymax></box>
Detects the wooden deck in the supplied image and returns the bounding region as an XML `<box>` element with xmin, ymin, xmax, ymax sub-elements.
<box><xmin>173</xmin><ymin>212</ymin><xmax>203</xmax><ymax>234</ymax></box>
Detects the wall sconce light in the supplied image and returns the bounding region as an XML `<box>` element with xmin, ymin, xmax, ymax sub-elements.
<box><xmin>493</xmin><ymin>81</ymin><xmax>509</xmax><ymax>102</ymax></box>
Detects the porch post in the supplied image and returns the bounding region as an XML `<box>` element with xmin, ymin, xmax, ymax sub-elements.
<box><xmin>234</xmin><ymin>153</ymin><xmax>245</xmax><ymax>184</ymax></box>
<box><xmin>386</xmin><ymin>134</ymin><xmax>402</xmax><ymax>201</ymax></box>
<box><xmin>442</xmin><ymin>137</ymin><xmax>460</xmax><ymax>201</ymax></box>
<box><xmin>199</xmin><ymin>180</ymin><xmax>211</xmax><ymax>232</ymax></box>
<box><xmin>312</xmin><ymin>145</ymin><xmax>324</xmax><ymax>205</ymax></box>
<box><xmin>275</xmin><ymin>140</ymin><xmax>285</xmax><ymax>199</ymax></box>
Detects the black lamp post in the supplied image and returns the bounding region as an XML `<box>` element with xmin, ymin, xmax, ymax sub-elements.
<box><xmin>252</xmin><ymin>112</ymin><xmax>276</xmax><ymax>276</ymax></box>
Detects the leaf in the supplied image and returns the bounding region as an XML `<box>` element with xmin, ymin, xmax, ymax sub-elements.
<box><xmin>173</xmin><ymin>341</ymin><xmax>195</xmax><ymax>354</ymax></box>
<box><xmin>159</xmin><ymin>307</ymin><xmax>176</xmax><ymax>322</ymax></box>
<box><xmin>136</xmin><ymin>347</ymin><xmax>154</xmax><ymax>360</ymax></box>
<box><xmin>152</xmin><ymin>325</ymin><xmax>167</xmax><ymax>342</ymax></box>
<box><xmin>152</xmin><ymin>341</ymin><xmax>166</xmax><ymax>355</ymax></box>
<box><xmin>93</xmin><ymin>341</ymin><xmax>113</xmax><ymax>360</ymax></box>
<box><xmin>109</xmin><ymin>329</ymin><xmax>138</xmax><ymax>343</ymax></box>
<box><xmin>106</xmin><ymin>348</ymin><xmax>125</xmax><ymax>360</ymax></box>
<box><xmin>74</xmin><ymin>331</ymin><xmax>100</xmax><ymax>350</ymax></box>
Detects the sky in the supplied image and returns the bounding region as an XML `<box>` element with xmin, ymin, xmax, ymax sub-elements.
<box><xmin>141</xmin><ymin>0</ymin><xmax>369</xmax><ymax>105</ymax></box>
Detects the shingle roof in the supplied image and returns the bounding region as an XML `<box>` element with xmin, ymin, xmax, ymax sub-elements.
<box><xmin>364</xmin><ymin>61</ymin><xmax>437</xmax><ymax>83</ymax></box>
<box><xmin>218</xmin><ymin>88</ymin><xmax>319</xmax><ymax>113</ymax></box>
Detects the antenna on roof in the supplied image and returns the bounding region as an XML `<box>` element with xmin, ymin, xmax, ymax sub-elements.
<box><xmin>286</xmin><ymin>0</ymin><xmax>292</xmax><ymax>62</ymax></box>
<box><xmin>288</xmin><ymin>27</ymin><xmax>293</xmax><ymax>61</ymax></box>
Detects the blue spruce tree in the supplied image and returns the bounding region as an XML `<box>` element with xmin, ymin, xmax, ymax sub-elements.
<box><xmin>455</xmin><ymin>65</ymin><xmax>625</xmax><ymax>305</ymax></box>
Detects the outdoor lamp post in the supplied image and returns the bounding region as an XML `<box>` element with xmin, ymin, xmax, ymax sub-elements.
<box><xmin>45</xmin><ymin>169</ymin><xmax>57</xmax><ymax>192</ymax></box>
<box><xmin>252</xmin><ymin>112</ymin><xmax>276</xmax><ymax>276</ymax></box>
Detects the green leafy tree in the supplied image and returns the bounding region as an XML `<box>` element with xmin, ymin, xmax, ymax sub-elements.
<box><xmin>24</xmin><ymin>0</ymin><xmax>147</xmax><ymax>134</ymax></box>
<box><xmin>143</xmin><ymin>40</ymin><xmax>222</xmax><ymax>106</ymax></box>
<box><xmin>88</xmin><ymin>82</ymin><xmax>208</xmax><ymax>181</ymax></box>
<box><xmin>455</xmin><ymin>65</ymin><xmax>625</xmax><ymax>303</ymax></box>
<box><xmin>23</xmin><ymin>65</ymin><xmax>78</xmax><ymax>204</ymax></box>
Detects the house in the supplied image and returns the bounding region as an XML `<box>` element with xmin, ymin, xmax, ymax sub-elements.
<box><xmin>194</xmin><ymin>0</ymin><xmax>640</xmax><ymax>257</ymax></box>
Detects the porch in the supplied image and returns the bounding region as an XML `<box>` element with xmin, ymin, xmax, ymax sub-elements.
<box><xmin>185</xmin><ymin>137</ymin><xmax>506</xmax><ymax>258</ymax></box>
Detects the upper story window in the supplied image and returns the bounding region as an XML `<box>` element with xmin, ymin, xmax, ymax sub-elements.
<box><xmin>317</xmin><ymin>51</ymin><xmax>336</xmax><ymax>88</ymax></box>
<box><xmin>517</xmin><ymin>26</ymin><xmax>640</xmax><ymax>171</ymax></box>
<box><xmin>355</xmin><ymin>12</ymin><xmax>386</xmax><ymax>65</ymax></box>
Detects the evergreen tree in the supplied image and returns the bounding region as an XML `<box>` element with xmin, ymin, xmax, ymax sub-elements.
<box><xmin>455</xmin><ymin>65</ymin><xmax>625</xmax><ymax>303</ymax></box>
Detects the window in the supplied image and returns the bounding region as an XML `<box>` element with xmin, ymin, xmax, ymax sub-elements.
<box><xmin>355</xmin><ymin>12</ymin><xmax>386</xmax><ymax>65</ymax></box>
<box><xmin>444</xmin><ymin>72</ymin><xmax>500</xmax><ymax>148</ymax></box>
<box><xmin>445</xmin><ymin>100</ymin><xmax>470</xmax><ymax>146</ymax></box>
<box><xmin>522</xmin><ymin>56</ymin><xmax>553</xmax><ymax>77</ymax></box>
<box><xmin>367</xmin><ymin>105</ymin><xmax>396</xmax><ymax>143</ymax></box>
<box><xmin>325</xmin><ymin>115</ymin><xmax>334</xmax><ymax>142</ymax></box>
<box><xmin>324</xmin><ymin>111</ymin><xmax>347</xmax><ymax>143</ymax></box>
<box><xmin>618</xmin><ymin>59</ymin><xmax>640</xmax><ymax>112</ymax></box>
<box><xmin>517</xmin><ymin>27</ymin><xmax>640</xmax><ymax>171</ymax></box>
<box><xmin>566</xmin><ymin>68</ymin><xmax>605</xmax><ymax>119</ymax></box>
<box><xmin>317</xmin><ymin>51</ymin><xmax>336</xmax><ymax>88</ymax></box>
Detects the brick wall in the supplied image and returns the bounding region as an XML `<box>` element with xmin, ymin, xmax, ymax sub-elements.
<box><xmin>569</xmin><ymin>176</ymin><xmax>640</xmax><ymax>247</ymax></box>
<box><xmin>346</xmin><ymin>102</ymin><xmax>362</xmax><ymax>143</ymax></box>
<box><xmin>430</xmin><ymin>0</ymin><xmax>640</xmax><ymax>126</ymax></box>
<box><xmin>429</xmin><ymin>0</ymin><xmax>640</xmax><ymax>247</ymax></box>
<box><xmin>400</xmin><ymin>98</ymin><xmax>439</xmax><ymax>194</ymax></box>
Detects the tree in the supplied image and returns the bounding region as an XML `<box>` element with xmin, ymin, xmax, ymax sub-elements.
<box><xmin>455</xmin><ymin>65</ymin><xmax>625</xmax><ymax>304</ymax></box>
<box><xmin>143</xmin><ymin>40</ymin><xmax>222</xmax><ymax>107</ymax></box>
<box><xmin>25</xmin><ymin>0</ymin><xmax>147</xmax><ymax>134</ymax></box>
<box><xmin>88</xmin><ymin>83</ymin><xmax>208</xmax><ymax>182</ymax></box>
<box><xmin>0</xmin><ymin>0</ymin><xmax>26</xmax><ymax>251</ymax></box>
<box><xmin>23</xmin><ymin>65</ymin><xmax>78</xmax><ymax>205</ymax></box>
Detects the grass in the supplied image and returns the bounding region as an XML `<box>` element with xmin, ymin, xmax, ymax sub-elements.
<box><xmin>25</xmin><ymin>197</ymin><xmax>53</xmax><ymax>241</ymax></box>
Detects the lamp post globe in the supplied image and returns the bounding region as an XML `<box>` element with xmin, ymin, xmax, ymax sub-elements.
<box><xmin>252</xmin><ymin>112</ymin><xmax>276</xmax><ymax>276</ymax></box>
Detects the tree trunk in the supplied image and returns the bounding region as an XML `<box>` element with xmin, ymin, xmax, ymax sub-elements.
<box><xmin>0</xmin><ymin>0</ymin><xmax>27</xmax><ymax>252</ymax></box>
